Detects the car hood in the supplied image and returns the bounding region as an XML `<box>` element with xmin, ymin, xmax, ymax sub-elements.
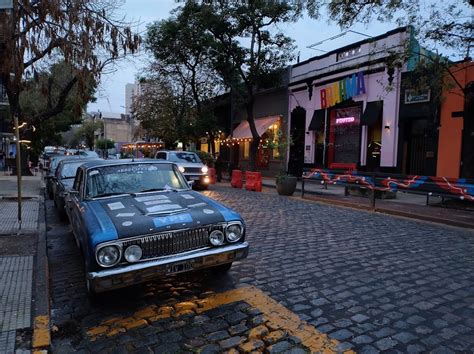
<box><xmin>84</xmin><ymin>190</ymin><xmax>241</xmax><ymax>242</ymax></box>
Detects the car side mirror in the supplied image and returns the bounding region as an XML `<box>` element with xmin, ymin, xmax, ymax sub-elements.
<box><xmin>187</xmin><ymin>180</ymin><xmax>195</xmax><ymax>188</ymax></box>
<box><xmin>69</xmin><ymin>190</ymin><xmax>79</xmax><ymax>197</ymax></box>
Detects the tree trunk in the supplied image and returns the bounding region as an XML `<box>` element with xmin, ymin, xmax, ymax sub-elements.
<box><xmin>246</xmin><ymin>98</ymin><xmax>260</xmax><ymax>171</ymax></box>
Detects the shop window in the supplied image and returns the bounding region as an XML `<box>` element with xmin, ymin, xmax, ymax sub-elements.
<box><xmin>200</xmin><ymin>143</ymin><xmax>209</xmax><ymax>153</ymax></box>
<box><xmin>266</xmin><ymin>121</ymin><xmax>281</xmax><ymax>160</ymax></box>
<box><xmin>214</xmin><ymin>141</ymin><xmax>220</xmax><ymax>154</ymax></box>
<box><xmin>243</xmin><ymin>141</ymin><xmax>250</xmax><ymax>159</ymax></box>
<box><xmin>328</xmin><ymin>106</ymin><xmax>361</xmax><ymax>165</ymax></box>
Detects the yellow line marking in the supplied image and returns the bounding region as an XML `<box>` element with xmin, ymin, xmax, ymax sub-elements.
<box><xmin>86</xmin><ymin>286</ymin><xmax>353</xmax><ymax>353</ymax></box>
<box><xmin>32</xmin><ymin>315</ymin><xmax>50</xmax><ymax>349</ymax></box>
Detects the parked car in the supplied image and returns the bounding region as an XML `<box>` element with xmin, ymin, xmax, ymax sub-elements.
<box><xmin>53</xmin><ymin>158</ymin><xmax>98</xmax><ymax>220</ymax></box>
<box><xmin>155</xmin><ymin>151</ymin><xmax>210</xmax><ymax>189</ymax></box>
<box><xmin>45</xmin><ymin>155</ymin><xmax>91</xmax><ymax>199</ymax></box>
<box><xmin>65</xmin><ymin>159</ymin><xmax>248</xmax><ymax>294</ymax></box>
<box><xmin>44</xmin><ymin>155</ymin><xmax>71</xmax><ymax>199</ymax></box>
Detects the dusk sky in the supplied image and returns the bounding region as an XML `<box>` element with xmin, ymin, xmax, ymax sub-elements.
<box><xmin>87</xmin><ymin>0</ymin><xmax>461</xmax><ymax>114</ymax></box>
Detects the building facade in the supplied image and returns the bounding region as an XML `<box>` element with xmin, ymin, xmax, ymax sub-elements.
<box><xmin>287</xmin><ymin>27</ymin><xmax>428</xmax><ymax>176</ymax></box>
<box><xmin>437</xmin><ymin>60</ymin><xmax>474</xmax><ymax>179</ymax></box>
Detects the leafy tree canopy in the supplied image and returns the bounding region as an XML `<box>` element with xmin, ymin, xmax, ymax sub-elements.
<box><xmin>19</xmin><ymin>61</ymin><xmax>96</xmax><ymax>156</ymax></box>
<box><xmin>1</xmin><ymin>0</ymin><xmax>140</xmax><ymax>131</ymax></box>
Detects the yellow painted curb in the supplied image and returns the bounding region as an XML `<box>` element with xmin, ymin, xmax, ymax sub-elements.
<box><xmin>197</xmin><ymin>286</ymin><xmax>351</xmax><ymax>353</ymax></box>
<box><xmin>86</xmin><ymin>286</ymin><xmax>353</xmax><ymax>353</ymax></box>
<box><xmin>32</xmin><ymin>315</ymin><xmax>50</xmax><ymax>349</ymax></box>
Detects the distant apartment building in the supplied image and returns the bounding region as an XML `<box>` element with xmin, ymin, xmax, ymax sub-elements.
<box><xmin>88</xmin><ymin>111</ymin><xmax>134</xmax><ymax>150</ymax></box>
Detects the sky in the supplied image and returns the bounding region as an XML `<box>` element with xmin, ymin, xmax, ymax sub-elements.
<box><xmin>86</xmin><ymin>0</ymin><xmax>462</xmax><ymax>114</ymax></box>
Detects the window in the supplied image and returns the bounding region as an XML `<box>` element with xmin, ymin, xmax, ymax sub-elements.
<box><xmin>243</xmin><ymin>141</ymin><xmax>250</xmax><ymax>159</ymax></box>
<box><xmin>328</xmin><ymin>106</ymin><xmax>362</xmax><ymax>164</ymax></box>
<box><xmin>156</xmin><ymin>152</ymin><xmax>167</xmax><ymax>160</ymax></box>
<box><xmin>337</xmin><ymin>46</ymin><xmax>361</xmax><ymax>61</ymax></box>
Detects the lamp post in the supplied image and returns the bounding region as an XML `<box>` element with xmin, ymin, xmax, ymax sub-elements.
<box><xmin>14</xmin><ymin>114</ymin><xmax>21</xmax><ymax>228</ymax></box>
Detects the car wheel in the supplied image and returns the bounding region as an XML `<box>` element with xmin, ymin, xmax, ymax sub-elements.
<box><xmin>212</xmin><ymin>262</ymin><xmax>232</xmax><ymax>274</ymax></box>
<box><xmin>58</xmin><ymin>207</ymin><xmax>67</xmax><ymax>222</ymax></box>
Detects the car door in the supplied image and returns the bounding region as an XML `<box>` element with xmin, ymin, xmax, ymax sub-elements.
<box><xmin>68</xmin><ymin>169</ymin><xmax>85</xmax><ymax>247</ymax></box>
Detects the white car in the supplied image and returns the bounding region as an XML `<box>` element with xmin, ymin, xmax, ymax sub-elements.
<box><xmin>155</xmin><ymin>151</ymin><xmax>210</xmax><ymax>189</ymax></box>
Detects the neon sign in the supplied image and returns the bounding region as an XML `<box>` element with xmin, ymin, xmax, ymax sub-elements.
<box><xmin>320</xmin><ymin>72</ymin><xmax>366</xmax><ymax>109</ymax></box>
<box><xmin>336</xmin><ymin>117</ymin><xmax>355</xmax><ymax>124</ymax></box>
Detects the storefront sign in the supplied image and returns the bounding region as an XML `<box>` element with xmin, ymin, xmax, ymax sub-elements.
<box><xmin>405</xmin><ymin>89</ymin><xmax>431</xmax><ymax>104</ymax></box>
<box><xmin>335</xmin><ymin>117</ymin><xmax>355</xmax><ymax>125</ymax></box>
<box><xmin>320</xmin><ymin>72</ymin><xmax>366</xmax><ymax>109</ymax></box>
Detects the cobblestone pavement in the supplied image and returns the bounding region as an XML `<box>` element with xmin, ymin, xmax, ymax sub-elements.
<box><xmin>47</xmin><ymin>185</ymin><xmax>474</xmax><ymax>353</ymax></box>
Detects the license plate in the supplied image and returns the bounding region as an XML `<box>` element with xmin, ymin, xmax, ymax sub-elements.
<box><xmin>190</xmin><ymin>176</ymin><xmax>200</xmax><ymax>181</ymax></box>
<box><xmin>167</xmin><ymin>261</ymin><xmax>193</xmax><ymax>274</ymax></box>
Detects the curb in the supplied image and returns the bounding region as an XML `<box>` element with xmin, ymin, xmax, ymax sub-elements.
<box><xmin>261</xmin><ymin>181</ymin><xmax>474</xmax><ymax>230</ymax></box>
<box><xmin>32</xmin><ymin>190</ymin><xmax>51</xmax><ymax>351</ymax></box>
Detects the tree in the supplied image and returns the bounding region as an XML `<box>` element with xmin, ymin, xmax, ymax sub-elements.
<box><xmin>1</xmin><ymin>0</ymin><xmax>140</xmax><ymax>136</ymax></box>
<box><xmin>75</xmin><ymin>119</ymin><xmax>103</xmax><ymax>151</ymax></box>
<box><xmin>96</xmin><ymin>139</ymin><xmax>115</xmax><ymax>150</ymax></box>
<box><xmin>19</xmin><ymin>61</ymin><xmax>95</xmax><ymax>157</ymax></box>
<box><xmin>190</xmin><ymin>1</ymin><xmax>298</xmax><ymax>170</ymax></box>
<box><xmin>145</xmin><ymin>4</ymin><xmax>225</xmax><ymax>153</ymax></box>
<box><xmin>131</xmin><ymin>78</ymin><xmax>194</xmax><ymax>149</ymax></box>
<box><xmin>327</xmin><ymin>0</ymin><xmax>472</xmax><ymax>60</ymax></box>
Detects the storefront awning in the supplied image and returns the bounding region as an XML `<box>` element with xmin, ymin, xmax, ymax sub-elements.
<box><xmin>361</xmin><ymin>101</ymin><xmax>383</xmax><ymax>126</ymax></box>
<box><xmin>232</xmin><ymin>116</ymin><xmax>280</xmax><ymax>139</ymax></box>
<box><xmin>308</xmin><ymin>109</ymin><xmax>325</xmax><ymax>131</ymax></box>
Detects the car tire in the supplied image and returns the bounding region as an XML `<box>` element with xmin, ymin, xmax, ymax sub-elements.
<box><xmin>58</xmin><ymin>207</ymin><xmax>67</xmax><ymax>222</ymax></box>
<box><xmin>212</xmin><ymin>262</ymin><xmax>232</xmax><ymax>274</ymax></box>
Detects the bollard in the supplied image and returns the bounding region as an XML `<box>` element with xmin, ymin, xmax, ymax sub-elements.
<box><xmin>208</xmin><ymin>168</ymin><xmax>217</xmax><ymax>184</ymax></box>
<box><xmin>231</xmin><ymin>170</ymin><xmax>243</xmax><ymax>189</ymax></box>
<box><xmin>245</xmin><ymin>171</ymin><xmax>262</xmax><ymax>192</ymax></box>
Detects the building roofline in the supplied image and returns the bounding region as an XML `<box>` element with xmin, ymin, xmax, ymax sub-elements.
<box><xmin>293</xmin><ymin>26</ymin><xmax>409</xmax><ymax>69</ymax></box>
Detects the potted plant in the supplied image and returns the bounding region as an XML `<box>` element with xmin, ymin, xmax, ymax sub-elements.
<box><xmin>268</xmin><ymin>129</ymin><xmax>296</xmax><ymax>196</ymax></box>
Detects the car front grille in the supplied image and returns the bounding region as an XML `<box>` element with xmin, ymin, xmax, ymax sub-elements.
<box><xmin>121</xmin><ymin>227</ymin><xmax>217</xmax><ymax>260</ymax></box>
<box><xmin>184</xmin><ymin>167</ymin><xmax>202</xmax><ymax>174</ymax></box>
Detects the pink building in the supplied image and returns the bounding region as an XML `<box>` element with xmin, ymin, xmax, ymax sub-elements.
<box><xmin>287</xmin><ymin>27</ymin><xmax>425</xmax><ymax>176</ymax></box>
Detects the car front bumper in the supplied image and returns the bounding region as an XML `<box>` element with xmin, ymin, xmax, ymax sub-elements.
<box><xmin>87</xmin><ymin>242</ymin><xmax>249</xmax><ymax>292</ymax></box>
<box><xmin>184</xmin><ymin>174</ymin><xmax>210</xmax><ymax>185</ymax></box>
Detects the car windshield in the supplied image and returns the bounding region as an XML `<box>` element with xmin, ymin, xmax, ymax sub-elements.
<box><xmin>168</xmin><ymin>152</ymin><xmax>201</xmax><ymax>163</ymax></box>
<box><xmin>85</xmin><ymin>163</ymin><xmax>189</xmax><ymax>199</ymax></box>
<box><xmin>80</xmin><ymin>151</ymin><xmax>99</xmax><ymax>158</ymax></box>
<box><xmin>60</xmin><ymin>161</ymin><xmax>87</xmax><ymax>179</ymax></box>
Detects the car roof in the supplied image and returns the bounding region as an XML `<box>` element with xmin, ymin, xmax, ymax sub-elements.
<box><xmin>59</xmin><ymin>157</ymin><xmax>99</xmax><ymax>164</ymax></box>
<box><xmin>80</xmin><ymin>159</ymin><xmax>174</xmax><ymax>169</ymax></box>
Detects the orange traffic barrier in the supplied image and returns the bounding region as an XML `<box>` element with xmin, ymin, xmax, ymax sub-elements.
<box><xmin>208</xmin><ymin>168</ymin><xmax>216</xmax><ymax>184</ymax></box>
<box><xmin>245</xmin><ymin>171</ymin><xmax>262</xmax><ymax>192</ymax></box>
<box><xmin>231</xmin><ymin>170</ymin><xmax>243</xmax><ymax>189</ymax></box>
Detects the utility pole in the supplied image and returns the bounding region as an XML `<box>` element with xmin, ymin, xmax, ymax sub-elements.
<box><xmin>4</xmin><ymin>0</ymin><xmax>22</xmax><ymax>228</ymax></box>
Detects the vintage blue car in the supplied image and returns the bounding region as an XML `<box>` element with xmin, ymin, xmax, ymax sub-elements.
<box><xmin>65</xmin><ymin>159</ymin><xmax>248</xmax><ymax>293</ymax></box>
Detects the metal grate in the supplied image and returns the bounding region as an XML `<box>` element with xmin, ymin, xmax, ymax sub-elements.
<box><xmin>184</xmin><ymin>167</ymin><xmax>202</xmax><ymax>174</ymax></box>
<box><xmin>121</xmin><ymin>227</ymin><xmax>213</xmax><ymax>260</ymax></box>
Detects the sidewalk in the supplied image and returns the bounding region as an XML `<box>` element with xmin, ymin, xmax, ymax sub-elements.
<box><xmin>0</xmin><ymin>175</ymin><xmax>50</xmax><ymax>353</ymax></box>
<box><xmin>259</xmin><ymin>177</ymin><xmax>474</xmax><ymax>229</ymax></box>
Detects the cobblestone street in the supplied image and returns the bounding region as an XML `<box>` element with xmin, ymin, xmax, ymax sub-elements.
<box><xmin>47</xmin><ymin>185</ymin><xmax>474</xmax><ymax>353</ymax></box>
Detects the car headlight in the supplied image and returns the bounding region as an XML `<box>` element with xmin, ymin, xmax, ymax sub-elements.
<box><xmin>97</xmin><ymin>245</ymin><xmax>121</xmax><ymax>267</ymax></box>
<box><xmin>209</xmin><ymin>230</ymin><xmax>225</xmax><ymax>246</ymax></box>
<box><xmin>178</xmin><ymin>166</ymin><xmax>185</xmax><ymax>173</ymax></box>
<box><xmin>124</xmin><ymin>245</ymin><xmax>142</xmax><ymax>263</ymax></box>
<box><xmin>226</xmin><ymin>223</ymin><xmax>243</xmax><ymax>242</ymax></box>
<box><xmin>201</xmin><ymin>166</ymin><xmax>208</xmax><ymax>173</ymax></box>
